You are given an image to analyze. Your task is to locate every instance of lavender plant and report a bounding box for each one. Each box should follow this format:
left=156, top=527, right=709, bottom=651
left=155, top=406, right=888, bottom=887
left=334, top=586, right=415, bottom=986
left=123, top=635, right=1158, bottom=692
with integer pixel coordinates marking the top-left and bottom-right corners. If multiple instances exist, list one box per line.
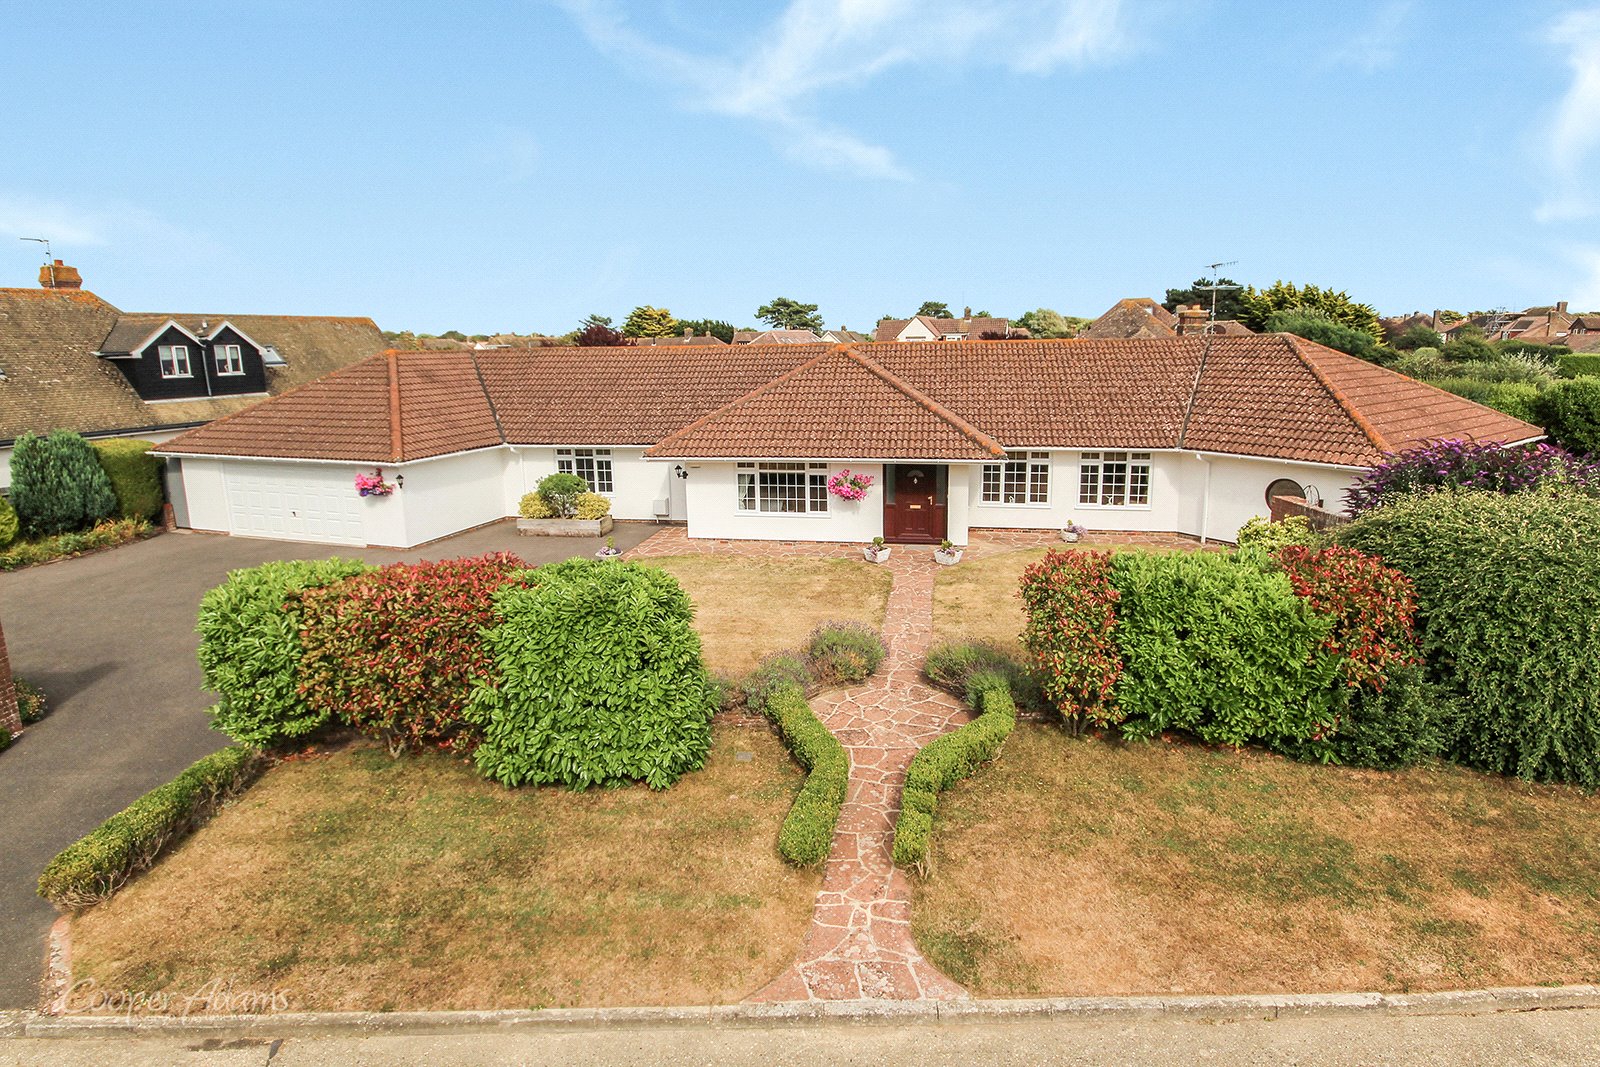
left=1345, top=440, right=1600, bottom=515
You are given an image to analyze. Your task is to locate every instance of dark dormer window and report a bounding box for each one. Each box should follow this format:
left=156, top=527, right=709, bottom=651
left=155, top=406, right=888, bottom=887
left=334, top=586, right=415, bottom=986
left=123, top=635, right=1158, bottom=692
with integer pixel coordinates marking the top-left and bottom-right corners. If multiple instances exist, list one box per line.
left=215, top=344, right=245, bottom=376
left=158, top=344, right=192, bottom=378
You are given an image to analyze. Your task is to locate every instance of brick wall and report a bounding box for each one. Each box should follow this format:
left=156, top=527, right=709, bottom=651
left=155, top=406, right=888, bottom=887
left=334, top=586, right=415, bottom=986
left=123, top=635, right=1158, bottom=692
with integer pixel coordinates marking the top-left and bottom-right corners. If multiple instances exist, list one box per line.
left=0, top=618, right=20, bottom=737
left=1269, top=495, right=1349, bottom=532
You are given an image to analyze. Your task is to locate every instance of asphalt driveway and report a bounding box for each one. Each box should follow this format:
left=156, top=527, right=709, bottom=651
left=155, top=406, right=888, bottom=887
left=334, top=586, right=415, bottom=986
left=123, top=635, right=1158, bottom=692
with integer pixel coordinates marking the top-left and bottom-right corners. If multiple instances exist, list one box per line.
left=0, top=520, right=658, bottom=1009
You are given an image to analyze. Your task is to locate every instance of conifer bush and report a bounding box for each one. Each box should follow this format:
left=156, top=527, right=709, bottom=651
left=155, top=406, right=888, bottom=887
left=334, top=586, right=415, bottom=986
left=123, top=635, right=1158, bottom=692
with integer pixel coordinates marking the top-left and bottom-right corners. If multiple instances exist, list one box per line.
left=9, top=430, right=118, bottom=536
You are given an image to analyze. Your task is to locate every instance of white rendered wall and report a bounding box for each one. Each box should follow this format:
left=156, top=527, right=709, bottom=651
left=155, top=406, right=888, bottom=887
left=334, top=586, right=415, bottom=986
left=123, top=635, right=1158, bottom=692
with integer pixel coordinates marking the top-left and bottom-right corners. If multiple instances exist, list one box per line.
left=398, top=449, right=508, bottom=547
left=683, top=462, right=885, bottom=542
left=1187, top=455, right=1359, bottom=542
left=508, top=447, right=673, bottom=522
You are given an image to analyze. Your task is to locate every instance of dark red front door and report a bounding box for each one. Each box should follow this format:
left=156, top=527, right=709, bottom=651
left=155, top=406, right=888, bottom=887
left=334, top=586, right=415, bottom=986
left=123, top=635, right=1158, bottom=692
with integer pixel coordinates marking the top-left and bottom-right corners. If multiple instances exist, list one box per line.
left=882, top=465, right=946, bottom=543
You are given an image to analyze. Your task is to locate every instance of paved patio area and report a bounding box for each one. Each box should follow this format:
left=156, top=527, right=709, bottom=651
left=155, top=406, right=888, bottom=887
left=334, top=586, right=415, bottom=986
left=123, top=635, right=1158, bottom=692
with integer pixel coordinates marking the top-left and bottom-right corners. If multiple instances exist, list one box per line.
left=0, top=520, right=657, bottom=1010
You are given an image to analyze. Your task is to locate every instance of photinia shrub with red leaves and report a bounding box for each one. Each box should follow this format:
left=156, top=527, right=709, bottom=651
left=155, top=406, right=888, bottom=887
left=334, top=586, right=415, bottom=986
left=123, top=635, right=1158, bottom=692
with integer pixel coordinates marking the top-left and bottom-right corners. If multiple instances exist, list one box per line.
left=297, top=553, right=527, bottom=754
left=1273, top=544, right=1420, bottom=690
left=1018, top=549, right=1124, bottom=729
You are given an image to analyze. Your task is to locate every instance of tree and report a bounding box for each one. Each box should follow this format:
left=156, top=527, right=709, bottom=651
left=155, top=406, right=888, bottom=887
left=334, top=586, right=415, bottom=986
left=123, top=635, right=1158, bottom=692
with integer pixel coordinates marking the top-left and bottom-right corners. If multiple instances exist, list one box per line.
left=9, top=430, right=118, bottom=536
left=1534, top=379, right=1600, bottom=455
left=1440, top=324, right=1496, bottom=363
left=1265, top=309, right=1390, bottom=364
left=622, top=306, right=679, bottom=337
left=1014, top=308, right=1087, bottom=339
left=1393, top=324, right=1443, bottom=351
left=574, top=318, right=633, bottom=346
left=1238, top=280, right=1383, bottom=342
left=1163, top=277, right=1245, bottom=322
left=755, top=298, right=824, bottom=332
left=915, top=301, right=954, bottom=319
left=676, top=318, right=736, bottom=343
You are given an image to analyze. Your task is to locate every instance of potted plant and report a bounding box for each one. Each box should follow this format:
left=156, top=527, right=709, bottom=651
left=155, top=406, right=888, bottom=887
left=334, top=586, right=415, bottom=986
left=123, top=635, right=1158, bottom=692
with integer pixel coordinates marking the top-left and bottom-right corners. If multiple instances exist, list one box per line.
left=863, top=536, right=891, bottom=563
left=1060, top=520, right=1086, bottom=543
left=354, top=469, right=395, bottom=497
left=827, top=469, right=874, bottom=501
left=934, top=538, right=963, bottom=566
left=595, top=535, right=622, bottom=560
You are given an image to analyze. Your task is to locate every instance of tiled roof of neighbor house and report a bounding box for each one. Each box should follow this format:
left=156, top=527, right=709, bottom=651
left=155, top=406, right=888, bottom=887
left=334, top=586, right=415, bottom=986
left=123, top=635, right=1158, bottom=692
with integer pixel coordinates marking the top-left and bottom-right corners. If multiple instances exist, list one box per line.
left=823, top=328, right=871, bottom=343
left=733, top=329, right=822, bottom=344
left=0, top=286, right=385, bottom=442
left=1079, top=298, right=1180, bottom=340
left=158, top=336, right=1545, bottom=467
left=645, top=348, right=1006, bottom=461
left=628, top=334, right=730, bottom=346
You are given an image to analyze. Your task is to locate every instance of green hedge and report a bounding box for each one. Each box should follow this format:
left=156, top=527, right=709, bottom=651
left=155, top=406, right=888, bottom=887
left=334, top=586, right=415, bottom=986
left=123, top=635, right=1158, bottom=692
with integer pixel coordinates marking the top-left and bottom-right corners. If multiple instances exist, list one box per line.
left=761, top=680, right=848, bottom=867
left=197, top=558, right=372, bottom=746
left=1558, top=353, right=1600, bottom=378
left=1334, top=490, right=1600, bottom=785
left=1532, top=378, right=1600, bottom=455
left=37, top=746, right=264, bottom=909
left=1110, top=552, right=1339, bottom=747
left=92, top=439, right=163, bottom=521
left=0, top=518, right=150, bottom=571
left=0, top=496, right=17, bottom=549
left=466, top=560, right=714, bottom=789
left=892, top=674, right=1017, bottom=873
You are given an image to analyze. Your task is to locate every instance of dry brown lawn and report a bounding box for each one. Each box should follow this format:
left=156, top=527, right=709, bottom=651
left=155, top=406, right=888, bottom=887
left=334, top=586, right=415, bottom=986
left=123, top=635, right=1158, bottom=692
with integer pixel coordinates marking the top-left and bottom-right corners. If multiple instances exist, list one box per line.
left=645, top=555, right=893, bottom=675
left=68, top=721, right=819, bottom=1012
left=931, top=548, right=1045, bottom=655
left=913, top=724, right=1600, bottom=996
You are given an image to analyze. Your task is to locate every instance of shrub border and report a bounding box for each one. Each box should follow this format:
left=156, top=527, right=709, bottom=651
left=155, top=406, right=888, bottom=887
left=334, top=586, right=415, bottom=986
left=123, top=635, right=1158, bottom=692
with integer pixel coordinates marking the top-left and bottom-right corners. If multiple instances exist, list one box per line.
left=892, top=675, right=1018, bottom=874
left=760, top=681, right=849, bottom=867
left=37, top=746, right=266, bottom=910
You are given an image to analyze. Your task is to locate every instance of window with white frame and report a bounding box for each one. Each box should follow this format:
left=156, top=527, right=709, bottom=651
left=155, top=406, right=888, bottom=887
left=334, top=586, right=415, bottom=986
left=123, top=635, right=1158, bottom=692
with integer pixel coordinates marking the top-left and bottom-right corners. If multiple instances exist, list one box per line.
left=1078, top=452, right=1152, bottom=507
left=980, top=451, right=1050, bottom=505
left=157, top=344, right=191, bottom=378
left=736, top=462, right=829, bottom=514
left=556, top=448, right=614, bottom=493
left=214, top=343, right=244, bottom=375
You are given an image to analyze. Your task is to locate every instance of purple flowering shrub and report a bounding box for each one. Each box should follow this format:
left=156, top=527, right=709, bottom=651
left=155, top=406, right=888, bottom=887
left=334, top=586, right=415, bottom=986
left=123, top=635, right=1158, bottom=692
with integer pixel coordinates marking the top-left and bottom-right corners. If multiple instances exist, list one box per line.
left=1345, top=440, right=1600, bottom=515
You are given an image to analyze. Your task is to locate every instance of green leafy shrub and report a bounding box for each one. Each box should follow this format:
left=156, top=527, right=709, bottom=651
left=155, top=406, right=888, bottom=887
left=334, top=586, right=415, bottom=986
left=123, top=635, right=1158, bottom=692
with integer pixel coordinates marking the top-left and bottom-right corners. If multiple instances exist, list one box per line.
left=893, top=675, right=1017, bottom=873
left=1110, top=552, right=1339, bottom=747
left=1335, top=489, right=1600, bottom=785
left=1534, top=378, right=1600, bottom=455
left=806, top=620, right=886, bottom=686
left=92, top=439, right=163, bottom=521
left=298, top=555, right=525, bottom=754
left=0, top=496, right=17, bottom=549
left=573, top=492, right=612, bottom=520
left=15, top=678, right=47, bottom=724
left=535, top=472, right=589, bottom=518
left=0, top=517, right=151, bottom=571
left=466, top=560, right=714, bottom=789
left=1558, top=353, right=1600, bottom=378
left=1265, top=309, right=1389, bottom=363
left=9, top=430, right=118, bottom=536
left=1018, top=549, right=1124, bottom=728
left=922, top=640, right=1044, bottom=710
left=1274, top=545, right=1419, bottom=689
left=761, top=680, right=848, bottom=866
left=518, top=492, right=553, bottom=519
left=1394, top=347, right=1450, bottom=380
left=197, top=558, right=371, bottom=747
left=1435, top=379, right=1542, bottom=422
left=0, top=727, right=9, bottom=753
left=1276, top=662, right=1449, bottom=769
left=1236, top=515, right=1316, bottom=552
left=37, top=746, right=264, bottom=908
left=741, top=653, right=812, bottom=714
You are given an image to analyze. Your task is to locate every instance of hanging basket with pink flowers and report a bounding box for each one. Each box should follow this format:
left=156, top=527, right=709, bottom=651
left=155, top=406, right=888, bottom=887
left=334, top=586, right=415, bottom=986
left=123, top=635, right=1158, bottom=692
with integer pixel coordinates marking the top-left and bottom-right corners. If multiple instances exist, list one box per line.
left=827, top=469, right=874, bottom=501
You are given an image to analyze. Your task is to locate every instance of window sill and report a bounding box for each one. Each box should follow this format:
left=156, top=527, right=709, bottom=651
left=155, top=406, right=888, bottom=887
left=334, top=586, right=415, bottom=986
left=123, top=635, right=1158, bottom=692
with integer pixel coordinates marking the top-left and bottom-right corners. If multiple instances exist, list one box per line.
left=735, top=510, right=831, bottom=518
left=977, top=500, right=1052, bottom=509
left=1075, top=503, right=1154, bottom=511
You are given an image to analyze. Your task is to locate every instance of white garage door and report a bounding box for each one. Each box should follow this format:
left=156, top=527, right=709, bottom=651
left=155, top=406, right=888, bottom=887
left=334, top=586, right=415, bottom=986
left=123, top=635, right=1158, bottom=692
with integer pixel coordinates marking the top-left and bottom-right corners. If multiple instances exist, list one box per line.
left=224, top=464, right=366, bottom=546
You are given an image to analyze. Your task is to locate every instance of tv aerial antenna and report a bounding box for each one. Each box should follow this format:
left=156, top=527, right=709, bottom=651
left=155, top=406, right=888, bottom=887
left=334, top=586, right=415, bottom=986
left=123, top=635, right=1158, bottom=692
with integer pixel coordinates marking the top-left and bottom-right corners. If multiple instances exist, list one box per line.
left=1199, top=260, right=1241, bottom=326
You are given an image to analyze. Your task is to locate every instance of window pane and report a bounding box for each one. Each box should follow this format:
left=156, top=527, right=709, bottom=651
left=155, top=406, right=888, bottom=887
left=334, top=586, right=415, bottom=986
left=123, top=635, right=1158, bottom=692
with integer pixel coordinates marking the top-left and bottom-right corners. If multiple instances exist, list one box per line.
left=1129, top=459, right=1151, bottom=506
left=808, top=474, right=828, bottom=512
left=1028, top=461, right=1049, bottom=503
left=1101, top=459, right=1127, bottom=506
left=1079, top=462, right=1099, bottom=506
left=737, top=472, right=755, bottom=510
left=759, top=470, right=806, bottom=513
left=981, top=464, right=1001, bottom=503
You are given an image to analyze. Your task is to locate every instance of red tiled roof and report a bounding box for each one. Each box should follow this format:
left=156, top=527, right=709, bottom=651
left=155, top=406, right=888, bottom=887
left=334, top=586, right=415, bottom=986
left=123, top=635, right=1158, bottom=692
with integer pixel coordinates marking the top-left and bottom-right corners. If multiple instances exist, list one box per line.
left=158, top=337, right=1545, bottom=467
left=645, top=347, right=1006, bottom=460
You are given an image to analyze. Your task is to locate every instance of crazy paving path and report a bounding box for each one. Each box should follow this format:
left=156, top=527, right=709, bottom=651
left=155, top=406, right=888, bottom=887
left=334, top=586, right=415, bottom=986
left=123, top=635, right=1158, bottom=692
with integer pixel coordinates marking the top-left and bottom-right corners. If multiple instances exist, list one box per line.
left=749, top=548, right=972, bottom=1003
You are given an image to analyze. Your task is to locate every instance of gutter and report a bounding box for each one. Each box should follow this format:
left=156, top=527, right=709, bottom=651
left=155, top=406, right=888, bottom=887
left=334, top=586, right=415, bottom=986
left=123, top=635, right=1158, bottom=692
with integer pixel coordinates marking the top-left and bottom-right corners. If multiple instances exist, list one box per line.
left=1, top=422, right=212, bottom=450
left=1193, top=453, right=1213, bottom=545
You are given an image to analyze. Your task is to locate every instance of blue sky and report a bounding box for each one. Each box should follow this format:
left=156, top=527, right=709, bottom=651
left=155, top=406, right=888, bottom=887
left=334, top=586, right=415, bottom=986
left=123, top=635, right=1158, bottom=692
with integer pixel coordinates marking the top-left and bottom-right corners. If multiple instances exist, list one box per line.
left=2, top=1, right=1598, bottom=334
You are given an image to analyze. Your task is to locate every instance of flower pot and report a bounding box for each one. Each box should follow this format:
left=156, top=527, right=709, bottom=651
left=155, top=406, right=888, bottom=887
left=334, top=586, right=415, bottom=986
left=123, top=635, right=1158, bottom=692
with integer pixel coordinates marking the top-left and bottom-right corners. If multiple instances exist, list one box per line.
left=1060, top=530, right=1081, bottom=543
left=864, top=546, right=891, bottom=563
left=595, top=548, right=622, bottom=561
left=934, top=548, right=963, bottom=566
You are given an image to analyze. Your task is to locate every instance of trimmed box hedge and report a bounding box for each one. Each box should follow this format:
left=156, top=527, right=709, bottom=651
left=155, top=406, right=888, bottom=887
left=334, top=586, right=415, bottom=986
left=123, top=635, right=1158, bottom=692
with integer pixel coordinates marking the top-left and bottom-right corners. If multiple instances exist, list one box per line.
left=92, top=439, right=163, bottom=521
left=38, top=746, right=265, bottom=909
left=892, top=673, right=1017, bottom=874
left=761, top=680, right=849, bottom=867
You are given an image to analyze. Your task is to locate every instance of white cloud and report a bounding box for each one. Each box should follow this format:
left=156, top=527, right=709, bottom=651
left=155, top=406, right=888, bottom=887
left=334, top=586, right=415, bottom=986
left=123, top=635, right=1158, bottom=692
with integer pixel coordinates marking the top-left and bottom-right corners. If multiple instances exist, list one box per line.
left=555, top=0, right=1133, bottom=180
left=0, top=197, right=112, bottom=246
left=1536, top=7, right=1600, bottom=222
left=1324, top=1, right=1412, bottom=73
left=1566, top=244, right=1600, bottom=309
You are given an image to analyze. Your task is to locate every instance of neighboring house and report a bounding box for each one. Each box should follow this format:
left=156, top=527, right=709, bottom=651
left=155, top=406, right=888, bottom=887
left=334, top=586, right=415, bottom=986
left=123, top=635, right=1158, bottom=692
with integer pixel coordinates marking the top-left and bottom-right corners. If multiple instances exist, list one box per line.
left=731, top=329, right=823, bottom=344
left=154, top=336, right=1541, bottom=550
left=1080, top=298, right=1252, bottom=340
left=1441, top=302, right=1600, bottom=345
left=821, top=327, right=870, bottom=344
left=872, top=316, right=1024, bottom=342
left=0, top=260, right=385, bottom=489
left=628, top=332, right=730, bottom=346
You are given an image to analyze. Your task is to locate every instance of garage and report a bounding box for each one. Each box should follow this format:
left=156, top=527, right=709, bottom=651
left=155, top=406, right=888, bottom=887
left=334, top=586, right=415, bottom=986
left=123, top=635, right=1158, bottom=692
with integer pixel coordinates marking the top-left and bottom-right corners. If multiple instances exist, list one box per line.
left=223, top=464, right=366, bottom=545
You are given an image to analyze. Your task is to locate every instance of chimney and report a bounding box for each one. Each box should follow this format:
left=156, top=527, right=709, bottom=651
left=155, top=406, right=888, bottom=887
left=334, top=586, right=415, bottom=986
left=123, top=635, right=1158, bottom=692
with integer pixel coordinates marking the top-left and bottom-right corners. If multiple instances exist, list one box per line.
left=38, top=259, right=82, bottom=289
left=963, top=306, right=972, bottom=319
left=683, top=326, right=693, bottom=338
left=1176, top=304, right=1210, bottom=335
left=1557, top=301, right=1569, bottom=315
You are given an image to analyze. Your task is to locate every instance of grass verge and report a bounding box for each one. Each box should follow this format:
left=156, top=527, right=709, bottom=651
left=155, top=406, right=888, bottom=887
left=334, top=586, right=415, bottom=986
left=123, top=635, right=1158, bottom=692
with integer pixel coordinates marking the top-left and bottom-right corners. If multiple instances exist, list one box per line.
left=912, top=724, right=1600, bottom=996
left=67, top=720, right=819, bottom=1012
